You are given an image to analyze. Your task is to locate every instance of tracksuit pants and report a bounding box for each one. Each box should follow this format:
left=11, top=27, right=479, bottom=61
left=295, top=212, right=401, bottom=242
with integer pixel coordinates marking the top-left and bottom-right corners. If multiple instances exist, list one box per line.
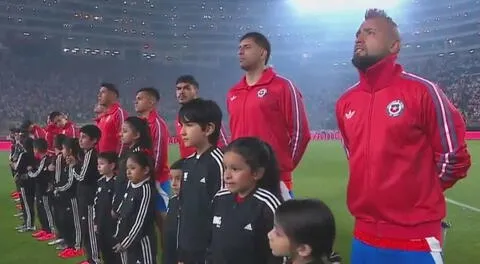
left=36, top=193, right=55, bottom=233
left=53, top=195, right=65, bottom=239
left=78, top=195, right=100, bottom=264
left=119, top=235, right=157, bottom=264
left=97, top=225, right=117, bottom=264
left=58, top=196, right=82, bottom=249
left=20, top=185, right=35, bottom=228
left=351, top=238, right=443, bottom=264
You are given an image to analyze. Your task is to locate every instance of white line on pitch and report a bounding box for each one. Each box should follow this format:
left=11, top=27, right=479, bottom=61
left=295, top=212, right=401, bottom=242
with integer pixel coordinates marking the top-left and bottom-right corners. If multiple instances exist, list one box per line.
left=446, top=198, right=480, bottom=213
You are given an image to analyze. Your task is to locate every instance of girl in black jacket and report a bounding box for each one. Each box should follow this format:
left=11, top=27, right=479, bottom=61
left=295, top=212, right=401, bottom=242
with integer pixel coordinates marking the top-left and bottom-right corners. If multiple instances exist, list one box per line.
left=268, top=199, right=340, bottom=264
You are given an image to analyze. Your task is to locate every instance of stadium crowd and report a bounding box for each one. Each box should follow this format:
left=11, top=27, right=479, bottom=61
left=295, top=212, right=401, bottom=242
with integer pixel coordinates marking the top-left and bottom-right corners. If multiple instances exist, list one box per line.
left=1, top=49, right=480, bottom=134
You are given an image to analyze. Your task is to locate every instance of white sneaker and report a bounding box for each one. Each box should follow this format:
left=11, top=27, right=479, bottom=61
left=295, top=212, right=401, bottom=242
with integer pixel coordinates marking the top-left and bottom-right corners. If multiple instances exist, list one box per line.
left=48, top=238, right=64, bottom=246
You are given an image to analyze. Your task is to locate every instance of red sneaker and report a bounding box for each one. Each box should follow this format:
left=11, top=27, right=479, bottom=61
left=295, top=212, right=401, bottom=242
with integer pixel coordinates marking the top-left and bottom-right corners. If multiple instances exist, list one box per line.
left=61, top=248, right=84, bottom=259
left=12, top=193, right=20, bottom=199
left=58, top=248, right=73, bottom=257
left=11, top=191, right=19, bottom=197
left=32, top=230, right=47, bottom=238
left=37, top=233, right=55, bottom=241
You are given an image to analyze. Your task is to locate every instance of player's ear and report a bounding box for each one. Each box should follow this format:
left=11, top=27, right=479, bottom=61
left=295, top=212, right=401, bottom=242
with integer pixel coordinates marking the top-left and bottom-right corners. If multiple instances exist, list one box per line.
left=253, top=167, right=265, bottom=181
left=204, top=122, right=215, bottom=137
left=143, top=166, right=151, bottom=176
left=296, top=244, right=312, bottom=258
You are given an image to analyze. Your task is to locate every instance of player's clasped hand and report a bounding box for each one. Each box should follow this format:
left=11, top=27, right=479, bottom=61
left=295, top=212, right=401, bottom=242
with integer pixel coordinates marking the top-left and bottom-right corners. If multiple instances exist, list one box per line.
left=48, top=163, right=55, bottom=171
left=112, top=243, right=124, bottom=253
left=65, top=155, right=77, bottom=166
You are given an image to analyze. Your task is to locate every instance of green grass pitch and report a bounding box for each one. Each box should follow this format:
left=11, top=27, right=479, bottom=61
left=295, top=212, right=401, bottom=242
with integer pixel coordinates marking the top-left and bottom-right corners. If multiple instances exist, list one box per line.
left=0, top=141, right=479, bottom=263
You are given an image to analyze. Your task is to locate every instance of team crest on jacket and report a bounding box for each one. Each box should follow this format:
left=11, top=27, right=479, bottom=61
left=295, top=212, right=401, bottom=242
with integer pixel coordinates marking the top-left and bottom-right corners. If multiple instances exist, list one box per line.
left=257, top=88, right=267, bottom=98
left=386, top=100, right=405, bottom=117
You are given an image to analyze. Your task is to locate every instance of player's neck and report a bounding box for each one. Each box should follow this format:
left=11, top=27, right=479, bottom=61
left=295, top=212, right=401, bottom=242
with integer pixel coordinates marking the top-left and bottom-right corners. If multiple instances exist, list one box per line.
left=105, top=172, right=114, bottom=179
left=292, top=256, right=314, bottom=264
left=138, top=109, right=153, bottom=118
left=245, top=65, right=266, bottom=86
left=195, top=141, right=213, bottom=156
left=104, top=101, right=117, bottom=109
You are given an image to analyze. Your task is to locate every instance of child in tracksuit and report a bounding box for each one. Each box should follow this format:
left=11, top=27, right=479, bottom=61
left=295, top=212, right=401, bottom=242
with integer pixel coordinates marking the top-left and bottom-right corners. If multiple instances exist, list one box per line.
left=29, top=138, right=56, bottom=241
left=176, top=99, right=225, bottom=264
left=209, top=137, right=284, bottom=264
left=113, top=151, right=157, bottom=264
left=112, top=116, right=153, bottom=215
left=69, top=125, right=102, bottom=264
left=15, top=135, right=36, bottom=233
left=163, top=159, right=184, bottom=264
left=56, top=137, right=83, bottom=259
left=268, top=199, right=338, bottom=264
left=93, top=152, right=118, bottom=264
left=50, top=134, right=68, bottom=249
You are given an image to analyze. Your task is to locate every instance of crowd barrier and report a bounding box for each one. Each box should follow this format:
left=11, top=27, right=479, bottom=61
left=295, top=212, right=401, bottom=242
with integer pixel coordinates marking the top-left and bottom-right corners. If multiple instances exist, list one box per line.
left=0, top=130, right=479, bottom=151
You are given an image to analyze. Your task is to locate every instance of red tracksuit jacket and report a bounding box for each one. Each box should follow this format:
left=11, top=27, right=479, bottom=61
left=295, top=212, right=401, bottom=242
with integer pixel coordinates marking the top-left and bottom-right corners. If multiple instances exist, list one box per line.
left=31, top=125, right=47, bottom=140
left=227, top=68, right=311, bottom=190
left=45, top=121, right=78, bottom=153
left=336, top=55, right=471, bottom=248
left=146, top=110, right=170, bottom=184
left=97, top=102, right=128, bottom=154
left=175, top=115, right=229, bottom=159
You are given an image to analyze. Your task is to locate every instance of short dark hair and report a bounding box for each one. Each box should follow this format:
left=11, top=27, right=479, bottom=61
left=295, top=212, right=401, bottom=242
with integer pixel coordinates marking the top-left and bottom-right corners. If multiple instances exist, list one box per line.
left=178, top=98, right=222, bottom=145
left=33, top=138, right=48, bottom=152
left=48, top=111, right=63, bottom=122
left=127, top=151, right=154, bottom=179
left=100, top=82, right=119, bottom=98
left=176, top=75, right=199, bottom=89
left=240, top=32, right=271, bottom=65
left=170, top=159, right=184, bottom=170
left=364, top=8, right=398, bottom=27
left=20, top=120, right=33, bottom=131
left=98, top=152, right=118, bottom=164
left=137, top=87, right=160, bottom=101
left=80, top=124, right=102, bottom=141
left=62, top=137, right=81, bottom=157
left=275, top=199, right=336, bottom=261
left=54, top=134, right=67, bottom=150
left=275, top=199, right=336, bottom=260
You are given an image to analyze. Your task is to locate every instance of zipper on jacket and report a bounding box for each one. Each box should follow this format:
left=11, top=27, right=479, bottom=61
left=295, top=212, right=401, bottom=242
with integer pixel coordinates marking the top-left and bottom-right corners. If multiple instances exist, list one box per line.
left=366, top=93, right=375, bottom=190
left=242, top=89, right=248, bottom=134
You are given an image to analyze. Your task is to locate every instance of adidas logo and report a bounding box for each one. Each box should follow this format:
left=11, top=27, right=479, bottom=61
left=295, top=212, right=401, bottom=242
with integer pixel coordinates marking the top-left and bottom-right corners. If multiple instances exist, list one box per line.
left=244, top=223, right=252, bottom=231
left=200, top=177, right=206, bottom=183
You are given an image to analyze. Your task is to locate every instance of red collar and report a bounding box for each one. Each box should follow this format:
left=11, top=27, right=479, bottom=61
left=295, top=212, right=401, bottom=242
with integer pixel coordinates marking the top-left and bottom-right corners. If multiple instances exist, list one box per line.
left=235, top=194, right=246, bottom=204
left=146, top=110, right=159, bottom=124
left=103, top=102, right=121, bottom=116
left=63, top=121, right=74, bottom=129
left=239, top=67, right=276, bottom=89
left=358, top=54, right=403, bottom=93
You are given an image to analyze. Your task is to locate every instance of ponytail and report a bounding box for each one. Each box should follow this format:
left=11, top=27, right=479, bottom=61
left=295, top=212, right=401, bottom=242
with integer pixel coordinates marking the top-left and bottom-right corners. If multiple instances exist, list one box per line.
left=257, top=141, right=283, bottom=201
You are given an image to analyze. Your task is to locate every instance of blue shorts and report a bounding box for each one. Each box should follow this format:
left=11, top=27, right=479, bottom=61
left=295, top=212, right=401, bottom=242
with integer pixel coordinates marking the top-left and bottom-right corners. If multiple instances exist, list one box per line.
left=351, top=238, right=443, bottom=264
left=155, top=180, right=171, bottom=213
left=280, top=181, right=294, bottom=200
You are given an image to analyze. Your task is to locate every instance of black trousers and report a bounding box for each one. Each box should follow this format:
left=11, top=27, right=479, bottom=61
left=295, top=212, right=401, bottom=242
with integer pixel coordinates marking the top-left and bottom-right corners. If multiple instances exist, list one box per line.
left=35, top=193, right=54, bottom=233
left=52, top=195, right=64, bottom=238
left=78, top=195, right=101, bottom=264
left=57, top=196, right=82, bottom=249
left=19, top=181, right=35, bottom=228
left=119, top=235, right=157, bottom=264
left=97, top=225, right=118, bottom=264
